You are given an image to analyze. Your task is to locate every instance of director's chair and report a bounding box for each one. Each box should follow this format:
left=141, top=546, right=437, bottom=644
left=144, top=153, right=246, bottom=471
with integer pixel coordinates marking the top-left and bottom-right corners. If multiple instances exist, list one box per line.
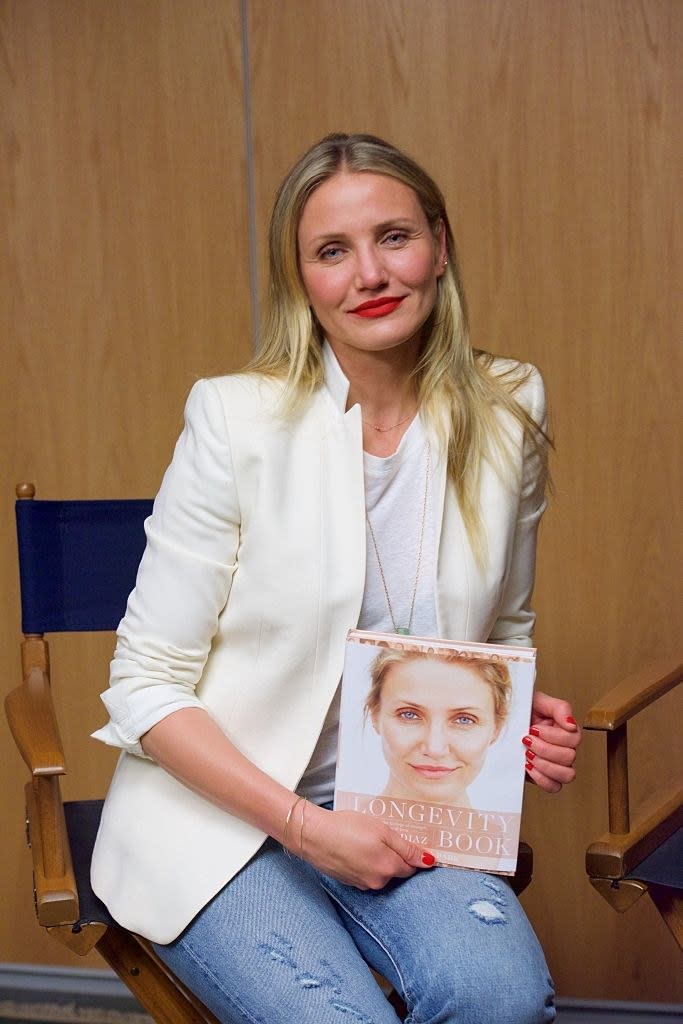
left=5, top=483, right=221, bottom=1024
left=6, top=482, right=534, bottom=1022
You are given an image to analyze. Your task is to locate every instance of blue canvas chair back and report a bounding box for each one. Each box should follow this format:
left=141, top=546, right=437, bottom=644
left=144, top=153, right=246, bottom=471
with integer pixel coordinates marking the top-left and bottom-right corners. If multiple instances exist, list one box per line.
left=16, top=486, right=153, bottom=635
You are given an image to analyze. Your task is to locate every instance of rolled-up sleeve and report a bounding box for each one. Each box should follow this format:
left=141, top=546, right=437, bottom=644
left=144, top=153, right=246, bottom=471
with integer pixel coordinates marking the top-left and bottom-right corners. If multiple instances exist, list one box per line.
left=92, top=378, right=240, bottom=755
left=488, top=366, right=548, bottom=648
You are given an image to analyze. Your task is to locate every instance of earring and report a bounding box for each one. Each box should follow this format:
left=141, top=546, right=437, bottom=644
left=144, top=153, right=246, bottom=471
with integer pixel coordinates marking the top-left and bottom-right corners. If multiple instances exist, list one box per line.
left=443, top=258, right=448, bottom=267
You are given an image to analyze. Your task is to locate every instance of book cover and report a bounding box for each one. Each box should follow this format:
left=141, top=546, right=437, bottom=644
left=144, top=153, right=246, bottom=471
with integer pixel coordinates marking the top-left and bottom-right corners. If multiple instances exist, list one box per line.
left=333, top=629, right=536, bottom=875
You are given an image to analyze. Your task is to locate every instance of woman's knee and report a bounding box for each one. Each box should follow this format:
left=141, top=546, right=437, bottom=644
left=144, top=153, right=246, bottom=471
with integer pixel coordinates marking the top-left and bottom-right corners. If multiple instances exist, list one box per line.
left=323, top=870, right=555, bottom=1023
left=405, top=963, right=555, bottom=1024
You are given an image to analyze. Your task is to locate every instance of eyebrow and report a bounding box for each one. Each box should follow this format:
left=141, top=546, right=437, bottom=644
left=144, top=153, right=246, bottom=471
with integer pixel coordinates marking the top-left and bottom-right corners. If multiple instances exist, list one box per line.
left=392, top=699, right=483, bottom=714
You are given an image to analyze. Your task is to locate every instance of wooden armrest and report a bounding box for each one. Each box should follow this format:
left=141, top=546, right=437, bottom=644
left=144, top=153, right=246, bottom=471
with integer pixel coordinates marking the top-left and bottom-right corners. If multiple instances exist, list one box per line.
left=586, top=783, right=683, bottom=879
left=25, top=779, right=79, bottom=927
left=5, top=667, right=66, bottom=775
left=584, top=654, right=682, bottom=731
left=6, top=640, right=78, bottom=928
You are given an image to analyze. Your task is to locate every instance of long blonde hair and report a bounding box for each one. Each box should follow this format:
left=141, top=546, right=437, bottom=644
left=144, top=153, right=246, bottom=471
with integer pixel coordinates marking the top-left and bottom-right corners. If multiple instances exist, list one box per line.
left=248, top=133, right=550, bottom=561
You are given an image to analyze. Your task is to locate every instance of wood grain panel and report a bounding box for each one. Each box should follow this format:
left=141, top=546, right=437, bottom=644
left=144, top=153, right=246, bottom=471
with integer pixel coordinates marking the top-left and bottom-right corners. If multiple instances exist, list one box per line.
left=249, top=0, right=682, bottom=1001
left=0, top=0, right=250, bottom=967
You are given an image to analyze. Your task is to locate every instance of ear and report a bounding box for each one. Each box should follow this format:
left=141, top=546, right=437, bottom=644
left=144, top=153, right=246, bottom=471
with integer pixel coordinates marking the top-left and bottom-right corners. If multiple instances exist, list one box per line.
left=434, top=219, right=448, bottom=277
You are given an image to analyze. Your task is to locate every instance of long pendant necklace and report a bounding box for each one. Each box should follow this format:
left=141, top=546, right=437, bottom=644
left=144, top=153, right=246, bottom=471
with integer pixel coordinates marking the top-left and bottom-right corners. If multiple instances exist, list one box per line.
left=365, top=443, right=431, bottom=636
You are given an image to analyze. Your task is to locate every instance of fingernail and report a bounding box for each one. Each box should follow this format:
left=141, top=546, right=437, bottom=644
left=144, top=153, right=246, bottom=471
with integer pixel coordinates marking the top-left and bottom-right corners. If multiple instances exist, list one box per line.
left=522, top=736, right=533, bottom=748
left=421, top=851, right=436, bottom=866
left=525, top=761, right=534, bottom=773
left=529, top=726, right=541, bottom=737
left=525, top=749, right=536, bottom=760
left=566, top=716, right=578, bottom=727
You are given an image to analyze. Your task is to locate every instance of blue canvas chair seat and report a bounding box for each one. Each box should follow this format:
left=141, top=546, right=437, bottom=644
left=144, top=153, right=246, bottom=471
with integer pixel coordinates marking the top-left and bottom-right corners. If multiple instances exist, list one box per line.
left=63, top=800, right=116, bottom=932
left=626, top=828, right=683, bottom=890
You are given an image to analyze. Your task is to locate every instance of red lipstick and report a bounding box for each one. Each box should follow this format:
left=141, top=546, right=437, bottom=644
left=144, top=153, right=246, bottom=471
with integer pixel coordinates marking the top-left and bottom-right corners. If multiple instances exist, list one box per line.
left=350, top=297, right=405, bottom=318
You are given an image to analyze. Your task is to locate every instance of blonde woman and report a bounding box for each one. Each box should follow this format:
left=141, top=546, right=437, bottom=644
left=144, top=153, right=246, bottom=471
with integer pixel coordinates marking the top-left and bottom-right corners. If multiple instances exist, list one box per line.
left=92, top=134, right=580, bottom=1023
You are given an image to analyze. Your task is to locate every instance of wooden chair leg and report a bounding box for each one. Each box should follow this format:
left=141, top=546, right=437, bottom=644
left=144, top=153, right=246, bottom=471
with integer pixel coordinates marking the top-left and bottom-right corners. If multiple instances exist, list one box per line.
left=648, top=884, right=683, bottom=950
left=95, top=927, right=221, bottom=1024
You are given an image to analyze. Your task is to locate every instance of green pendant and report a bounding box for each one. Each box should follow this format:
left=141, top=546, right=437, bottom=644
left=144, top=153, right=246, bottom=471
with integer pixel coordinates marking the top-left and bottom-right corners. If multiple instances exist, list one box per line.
left=396, top=627, right=411, bottom=636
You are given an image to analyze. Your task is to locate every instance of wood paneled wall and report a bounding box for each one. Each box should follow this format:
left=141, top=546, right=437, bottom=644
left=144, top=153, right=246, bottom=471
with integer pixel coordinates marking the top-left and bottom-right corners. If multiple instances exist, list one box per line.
left=1, top=0, right=681, bottom=1004
left=0, top=0, right=252, bottom=967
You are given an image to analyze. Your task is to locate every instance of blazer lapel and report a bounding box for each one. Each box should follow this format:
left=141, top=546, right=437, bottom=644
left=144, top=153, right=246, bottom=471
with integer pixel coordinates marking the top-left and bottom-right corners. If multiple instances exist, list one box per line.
left=318, top=398, right=366, bottom=664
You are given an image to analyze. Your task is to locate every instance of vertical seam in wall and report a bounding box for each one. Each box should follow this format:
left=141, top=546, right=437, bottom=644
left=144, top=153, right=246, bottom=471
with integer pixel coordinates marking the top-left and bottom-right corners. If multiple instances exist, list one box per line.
left=240, top=0, right=260, bottom=351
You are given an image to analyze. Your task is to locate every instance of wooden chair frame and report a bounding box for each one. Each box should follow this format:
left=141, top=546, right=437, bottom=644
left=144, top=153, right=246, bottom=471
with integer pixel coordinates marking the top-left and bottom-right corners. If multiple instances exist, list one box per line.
left=7, top=644, right=222, bottom=1024
left=583, top=654, right=682, bottom=947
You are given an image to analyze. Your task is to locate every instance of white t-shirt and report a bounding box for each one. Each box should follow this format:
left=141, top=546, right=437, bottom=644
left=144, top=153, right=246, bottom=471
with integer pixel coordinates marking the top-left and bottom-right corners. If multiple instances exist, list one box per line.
left=297, top=347, right=438, bottom=805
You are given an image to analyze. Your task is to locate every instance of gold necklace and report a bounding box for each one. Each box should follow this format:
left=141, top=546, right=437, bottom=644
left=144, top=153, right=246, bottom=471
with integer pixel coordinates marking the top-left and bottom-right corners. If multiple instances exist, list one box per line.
left=362, top=413, right=414, bottom=434
left=365, top=443, right=431, bottom=636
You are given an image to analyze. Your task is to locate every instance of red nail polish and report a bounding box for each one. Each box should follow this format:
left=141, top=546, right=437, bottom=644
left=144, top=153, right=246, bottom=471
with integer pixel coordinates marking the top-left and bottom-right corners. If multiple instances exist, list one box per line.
left=422, top=851, right=436, bottom=866
left=566, top=716, right=577, bottom=727
left=525, top=761, right=534, bottom=772
left=525, top=749, right=536, bottom=760
left=529, top=726, right=541, bottom=737
left=522, top=736, right=533, bottom=747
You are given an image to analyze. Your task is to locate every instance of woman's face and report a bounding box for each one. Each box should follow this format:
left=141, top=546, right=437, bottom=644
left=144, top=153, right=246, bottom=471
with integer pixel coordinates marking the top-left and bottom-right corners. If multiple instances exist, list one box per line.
left=297, top=171, right=446, bottom=365
left=371, top=659, right=500, bottom=803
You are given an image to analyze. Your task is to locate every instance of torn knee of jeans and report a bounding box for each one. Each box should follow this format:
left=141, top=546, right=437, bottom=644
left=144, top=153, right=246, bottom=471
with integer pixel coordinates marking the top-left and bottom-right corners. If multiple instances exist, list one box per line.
left=329, top=1000, right=378, bottom=1022
left=480, top=876, right=507, bottom=906
left=296, top=973, right=322, bottom=989
left=467, top=899, right=506, bottom=924
left=259, top=937, right=348, bottom=998
left=318, top=958, right=343, bottom=996
left=258, top=933, right=298, bottom=969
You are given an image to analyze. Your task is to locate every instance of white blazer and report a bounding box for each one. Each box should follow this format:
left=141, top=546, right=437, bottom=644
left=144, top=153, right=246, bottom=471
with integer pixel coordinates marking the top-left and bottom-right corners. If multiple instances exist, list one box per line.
left=91, top=358, right=547, bottom=943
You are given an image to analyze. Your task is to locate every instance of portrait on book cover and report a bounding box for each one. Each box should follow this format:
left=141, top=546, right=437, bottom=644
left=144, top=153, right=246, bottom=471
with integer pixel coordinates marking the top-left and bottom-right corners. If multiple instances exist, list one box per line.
left=334, top=635, right=536, bottom=873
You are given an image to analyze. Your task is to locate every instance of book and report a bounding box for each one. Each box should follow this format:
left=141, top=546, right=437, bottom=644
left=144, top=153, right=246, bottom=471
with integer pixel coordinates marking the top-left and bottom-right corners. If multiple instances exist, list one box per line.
left=333, top=629, right=536, bottom=875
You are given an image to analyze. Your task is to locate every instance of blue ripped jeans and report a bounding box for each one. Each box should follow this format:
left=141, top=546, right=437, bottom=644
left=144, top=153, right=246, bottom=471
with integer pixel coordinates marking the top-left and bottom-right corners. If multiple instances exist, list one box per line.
left=153, top=838, right=555, bottom=1024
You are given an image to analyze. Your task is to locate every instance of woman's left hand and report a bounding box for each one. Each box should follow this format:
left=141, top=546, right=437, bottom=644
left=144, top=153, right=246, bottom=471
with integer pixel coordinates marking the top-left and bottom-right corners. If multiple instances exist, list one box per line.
left=523, top=690, right=581, bottom=793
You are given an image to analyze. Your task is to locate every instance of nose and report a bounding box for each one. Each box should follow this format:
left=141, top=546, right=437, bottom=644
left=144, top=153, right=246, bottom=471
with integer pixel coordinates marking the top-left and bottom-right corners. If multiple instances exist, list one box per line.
left=354, top=246, right=388, bottom=290
left=421, top=721, right=450, bottom=759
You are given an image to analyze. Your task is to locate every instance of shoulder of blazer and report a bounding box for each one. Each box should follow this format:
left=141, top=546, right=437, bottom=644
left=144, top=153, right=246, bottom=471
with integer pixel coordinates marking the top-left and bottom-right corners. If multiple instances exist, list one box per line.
left=199, top=372, right=286, bottom=415
left=484, top=355, right=546, bottom=426
left=195, top=372, right=333, bottom=428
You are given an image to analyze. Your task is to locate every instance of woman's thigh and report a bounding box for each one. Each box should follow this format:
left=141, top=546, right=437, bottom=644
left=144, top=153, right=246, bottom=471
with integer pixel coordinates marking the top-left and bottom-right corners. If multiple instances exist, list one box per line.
left=152, top=839, right=400, bottom=1024
left=319, top=867, right=556, bottom=1024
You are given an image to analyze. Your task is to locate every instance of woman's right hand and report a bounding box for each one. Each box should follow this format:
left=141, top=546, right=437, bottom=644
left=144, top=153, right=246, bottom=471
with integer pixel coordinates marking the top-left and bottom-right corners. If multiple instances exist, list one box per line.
left=292, top=802, right=435, bottom=889
left=140, top=709, right=434, bottom=889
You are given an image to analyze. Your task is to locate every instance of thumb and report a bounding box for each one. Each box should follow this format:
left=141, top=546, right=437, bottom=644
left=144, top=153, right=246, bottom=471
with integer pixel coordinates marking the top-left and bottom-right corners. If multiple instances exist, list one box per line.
left=385, top=830, right=436, bottom=869
left=533, top=691, right=578, bottom=732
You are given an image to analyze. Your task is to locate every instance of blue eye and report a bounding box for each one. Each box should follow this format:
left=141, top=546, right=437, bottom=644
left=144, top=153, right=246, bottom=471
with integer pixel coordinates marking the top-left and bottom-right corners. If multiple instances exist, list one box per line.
left=319, top=245, right=344, bottom=261
left=398, top=709, right=420, bottom=721
left=383, top=231, right=408, bottom=245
